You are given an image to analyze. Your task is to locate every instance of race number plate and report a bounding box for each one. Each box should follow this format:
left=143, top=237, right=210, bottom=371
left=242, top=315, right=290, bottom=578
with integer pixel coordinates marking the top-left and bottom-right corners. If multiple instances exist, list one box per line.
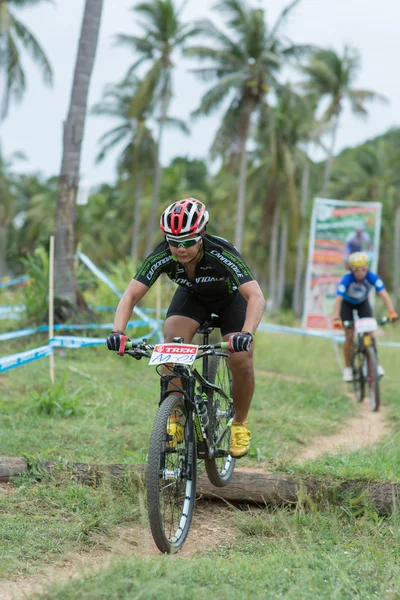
left=149, top=343, right=198, bottom=366
left=355, top=318, right=378, bottom=334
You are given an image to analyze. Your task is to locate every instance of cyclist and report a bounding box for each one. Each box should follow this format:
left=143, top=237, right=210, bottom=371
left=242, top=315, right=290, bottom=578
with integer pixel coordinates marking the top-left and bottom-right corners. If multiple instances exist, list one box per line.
left=106, top=198, right=266, bottom=458
left=332, top=251, right=397, bottom=382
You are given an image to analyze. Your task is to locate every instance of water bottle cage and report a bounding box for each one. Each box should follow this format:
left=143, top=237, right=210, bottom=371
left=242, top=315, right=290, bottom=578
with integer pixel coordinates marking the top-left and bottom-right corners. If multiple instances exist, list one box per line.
left=195, top=394, right=209, bottom=431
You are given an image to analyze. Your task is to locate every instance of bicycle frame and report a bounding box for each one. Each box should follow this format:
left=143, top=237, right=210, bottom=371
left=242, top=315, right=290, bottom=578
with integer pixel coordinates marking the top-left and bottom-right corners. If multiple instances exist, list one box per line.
left=124, top=336, right=232, bottom=460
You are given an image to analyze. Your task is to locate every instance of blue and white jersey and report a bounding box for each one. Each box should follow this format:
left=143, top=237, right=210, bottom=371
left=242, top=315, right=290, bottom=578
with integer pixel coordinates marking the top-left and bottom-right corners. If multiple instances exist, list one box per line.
left=336, top=271, right=385, bottom=305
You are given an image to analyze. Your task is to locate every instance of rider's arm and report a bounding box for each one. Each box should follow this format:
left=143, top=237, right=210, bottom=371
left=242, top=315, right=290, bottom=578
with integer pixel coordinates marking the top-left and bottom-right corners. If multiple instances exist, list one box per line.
left=333, top=295, right=343, bottom=320
left=113, top=280, right=149, bottom=333
left=378, top=289, right=396, bottom=314
left=238, top=281, right=266, bottom=335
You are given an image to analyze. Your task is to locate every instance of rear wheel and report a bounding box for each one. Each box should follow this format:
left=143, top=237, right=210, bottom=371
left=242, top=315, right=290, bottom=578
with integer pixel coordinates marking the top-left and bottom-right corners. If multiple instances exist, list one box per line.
left=366, top=346, right=380, bottom=412
left=204, top=355, right=236, bottom=487
left=352, top=350, right=365, bottom=402
left=146, top=394, right=196, bottom=554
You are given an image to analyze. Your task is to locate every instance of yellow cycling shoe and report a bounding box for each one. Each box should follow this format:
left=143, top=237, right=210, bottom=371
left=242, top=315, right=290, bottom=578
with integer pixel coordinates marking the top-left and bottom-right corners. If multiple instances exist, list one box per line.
left=229, top=420, right=251, bottom=458
left=166, top=419, right=184, bottom=449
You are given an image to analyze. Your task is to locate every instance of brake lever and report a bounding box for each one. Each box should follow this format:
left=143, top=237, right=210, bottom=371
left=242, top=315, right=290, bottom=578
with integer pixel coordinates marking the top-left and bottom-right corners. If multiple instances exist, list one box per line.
left=125, top=349, right=152, bottom=359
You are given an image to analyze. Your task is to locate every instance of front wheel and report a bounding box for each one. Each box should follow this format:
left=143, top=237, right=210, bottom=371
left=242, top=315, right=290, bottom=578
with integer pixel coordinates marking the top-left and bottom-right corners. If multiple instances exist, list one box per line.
left=146, top=394, right=196, bottom=553
left=204, top=355, right=236, bottom=487
left=365, top=346, right=380, bottom=412
left=352, top=350, right=365, bottom=402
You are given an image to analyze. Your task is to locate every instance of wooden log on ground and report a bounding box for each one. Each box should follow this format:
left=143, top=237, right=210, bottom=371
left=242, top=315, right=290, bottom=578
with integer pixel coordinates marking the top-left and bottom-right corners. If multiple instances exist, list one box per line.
left=0, top=457, right=398, bottom=515
left=0, top=457, right=28, bottom=482
left=197, top=471, right=299, bottom=505
left=197, top=470, right=400, bottom=515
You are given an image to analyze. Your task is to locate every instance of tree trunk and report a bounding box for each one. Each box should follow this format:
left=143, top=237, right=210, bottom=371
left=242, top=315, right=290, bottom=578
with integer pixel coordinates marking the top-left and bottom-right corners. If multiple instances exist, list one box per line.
left=394, top=197, right=400, bottom=311
left=293, top=160, right=310, bottom=317
left=262, top=177, right=281, bottom=250
left=234, top=104, right=254, bottom=252
left=277, top=214, right=288, bottom=309
left=0, top=224, right=11, bottom=278
left=268, top=204, right=279, bottom=311
left=131, top=171, right=144, bottom=263
left=54, top=0, right=104, bottom=307
left=0, top=8, right=10, bottom=121
left=145, top=70, right=171, bottom=257
left=320, top=115, right=339, bottom=198
left=1, top=457, right=399, bottom=515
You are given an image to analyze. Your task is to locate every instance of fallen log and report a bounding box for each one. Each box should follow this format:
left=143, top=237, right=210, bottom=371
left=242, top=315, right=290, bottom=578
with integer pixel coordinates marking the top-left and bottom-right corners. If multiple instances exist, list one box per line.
left=0, top=457, right=398, bottom=515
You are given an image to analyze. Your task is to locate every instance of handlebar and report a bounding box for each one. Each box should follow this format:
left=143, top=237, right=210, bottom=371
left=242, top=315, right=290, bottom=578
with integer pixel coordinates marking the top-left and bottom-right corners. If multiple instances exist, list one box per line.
left=124, top=341, right=229, bottom=351
left=342, top=316, right=395, bottom=329
left=122, top=340, right=229, bottom=359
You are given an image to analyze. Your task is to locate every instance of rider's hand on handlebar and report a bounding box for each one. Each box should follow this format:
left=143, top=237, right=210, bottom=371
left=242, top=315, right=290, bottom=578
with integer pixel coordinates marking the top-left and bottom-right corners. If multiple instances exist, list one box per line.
left=333, top=318, right=343, bottom=330
left=106, top=330, right=130, bottom=352
left=388, top=311, right=398, bottom=323
left=228, top=332, right=253, bottom=352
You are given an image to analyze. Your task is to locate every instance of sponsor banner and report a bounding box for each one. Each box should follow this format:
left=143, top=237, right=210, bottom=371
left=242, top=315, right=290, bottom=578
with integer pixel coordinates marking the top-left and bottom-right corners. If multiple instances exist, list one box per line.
left=303, top=198, right=382, bottom=329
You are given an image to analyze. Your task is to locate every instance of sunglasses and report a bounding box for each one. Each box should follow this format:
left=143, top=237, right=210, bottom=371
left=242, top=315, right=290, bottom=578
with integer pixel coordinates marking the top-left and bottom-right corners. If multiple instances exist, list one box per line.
left=166, top=235, right=202, bottom=248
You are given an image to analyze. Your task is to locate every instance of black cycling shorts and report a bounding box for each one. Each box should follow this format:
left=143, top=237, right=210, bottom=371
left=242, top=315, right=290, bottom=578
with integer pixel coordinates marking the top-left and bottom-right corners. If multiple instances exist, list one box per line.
left=166, top=287, right=247, bottom=336
left=340, top=298, right=372, bottom=323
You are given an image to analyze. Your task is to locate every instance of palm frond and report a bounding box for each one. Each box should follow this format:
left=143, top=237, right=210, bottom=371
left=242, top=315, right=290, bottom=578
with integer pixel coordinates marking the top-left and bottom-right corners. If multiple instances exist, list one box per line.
left=129, top=59, right=163, bottom=118
left=8, top=0, right=54, bottom=6
left=7, top=32, right=25, bottom=102
left=12, top=14, right=53, bottom=84
left=114, top=34, right=155, bottom=57
left=192, top=74, right=242, bottom=117
left=163, top=116, right=190, bottom=135
left=96, top=129, right=131, bottom=164
left=270, top=0, right=302, bottom=39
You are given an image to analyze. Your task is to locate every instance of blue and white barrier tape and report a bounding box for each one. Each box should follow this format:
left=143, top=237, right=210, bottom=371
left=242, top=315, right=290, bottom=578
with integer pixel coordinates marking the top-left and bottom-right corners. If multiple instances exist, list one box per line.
left=0, top=276, right=28, bottom=289
left=1, top=322, right=398, bottom=374
left=0, top=344, right=53, bottom=372
left=258, top=322, right=400, bottom=348
left=0, top=305, right=25, bottom=320
left=50, top=326, right=160, bottom=349
left=0, top=319, right=161, bottom=342
left=0, top=327, right=161, bottom=372
left=78, top=252, right=159, bottom=330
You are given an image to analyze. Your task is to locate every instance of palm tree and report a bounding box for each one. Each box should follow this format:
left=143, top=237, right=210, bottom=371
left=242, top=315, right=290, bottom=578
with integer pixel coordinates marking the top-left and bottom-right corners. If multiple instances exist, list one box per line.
left=9, top=173, right=57, bottom=258
left=0, top=152, right=15, bottom=275
left=185, top=0, right=308, bottom=251
left=92, top=73, right=155, bottom=262
left=0, top=0, right=53, bottom=120
left=245, top=87, right=318, bottom=309
left=116, top=0, right=197, bottom=256
left=54, top=0, right=104, bottom=316
left=300, top=45, right=388, bottom=198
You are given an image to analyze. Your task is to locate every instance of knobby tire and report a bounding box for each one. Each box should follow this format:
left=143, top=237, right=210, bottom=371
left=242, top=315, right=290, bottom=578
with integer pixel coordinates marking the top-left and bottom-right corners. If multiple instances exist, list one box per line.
left=146, top=394, right=196, bottom=554
left=352, top=349, right=365, bottom=403
left=366, top=345, right=380, bottom=412
left=204, top=355, right=236, bottom=487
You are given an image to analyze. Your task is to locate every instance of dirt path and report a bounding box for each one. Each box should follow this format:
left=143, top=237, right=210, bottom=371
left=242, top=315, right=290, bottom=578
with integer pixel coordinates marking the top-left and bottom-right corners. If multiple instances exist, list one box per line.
left=0, top=502, right=236, bottom=600
left=257, top=370, right=391, bottom=462
left=295, top=391, right=391, bottom=461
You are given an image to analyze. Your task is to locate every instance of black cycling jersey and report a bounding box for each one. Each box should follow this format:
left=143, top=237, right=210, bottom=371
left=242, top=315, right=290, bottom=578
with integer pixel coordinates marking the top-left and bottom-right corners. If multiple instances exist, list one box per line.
left=134, top=234, right=255, bottom=303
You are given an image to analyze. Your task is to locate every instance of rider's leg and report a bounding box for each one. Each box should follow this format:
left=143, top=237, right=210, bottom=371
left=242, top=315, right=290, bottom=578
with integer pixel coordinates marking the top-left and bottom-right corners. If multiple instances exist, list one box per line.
left=164, top=315, right=200, bottom=343
left=222, top=332, right=255, bottom=423
left=344, top=328, right=354, bottom=367
left=162, top=315, right=201, bottom=447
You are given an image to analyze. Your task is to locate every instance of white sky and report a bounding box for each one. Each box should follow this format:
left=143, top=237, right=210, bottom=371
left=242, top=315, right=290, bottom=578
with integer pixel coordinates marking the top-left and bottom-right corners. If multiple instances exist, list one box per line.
left=1, top=0, right=399, bottom=188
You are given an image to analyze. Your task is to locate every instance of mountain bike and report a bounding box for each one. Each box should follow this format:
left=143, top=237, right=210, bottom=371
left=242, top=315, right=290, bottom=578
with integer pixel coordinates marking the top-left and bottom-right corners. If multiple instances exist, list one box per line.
left=122, top=315, right=235, bottom=554
left=343, top=316, right=392, bottom=412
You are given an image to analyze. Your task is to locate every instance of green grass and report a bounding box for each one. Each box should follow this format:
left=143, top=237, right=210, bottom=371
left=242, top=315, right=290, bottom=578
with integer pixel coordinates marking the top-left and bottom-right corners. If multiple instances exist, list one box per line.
left=0, top=472, right=144, bottom=579
left=37, top=507, right=400, bottom=599
left=0, top=325, right=400, bottom=590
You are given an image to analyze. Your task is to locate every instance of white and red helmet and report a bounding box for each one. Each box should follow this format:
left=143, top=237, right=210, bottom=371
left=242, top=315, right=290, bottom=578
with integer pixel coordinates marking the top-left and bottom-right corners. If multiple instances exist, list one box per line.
left=160, top=198, right=209, bottom=237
